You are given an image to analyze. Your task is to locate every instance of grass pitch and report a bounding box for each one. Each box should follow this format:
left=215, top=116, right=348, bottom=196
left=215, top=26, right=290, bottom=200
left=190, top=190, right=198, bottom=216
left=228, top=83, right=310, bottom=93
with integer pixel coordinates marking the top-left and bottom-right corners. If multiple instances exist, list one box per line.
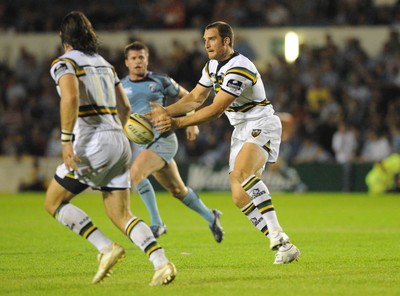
left=0, top=191, right=399, bottom=296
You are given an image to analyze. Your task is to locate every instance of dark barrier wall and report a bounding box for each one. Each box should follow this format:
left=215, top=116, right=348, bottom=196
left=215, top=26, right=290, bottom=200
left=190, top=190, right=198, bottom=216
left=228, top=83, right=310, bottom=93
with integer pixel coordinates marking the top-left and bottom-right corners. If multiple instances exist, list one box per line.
left=149, top=162, right=373, bottom=192
left=291, top=163, right=373, bottom=192
left=0, top=157, right=374, bottom=193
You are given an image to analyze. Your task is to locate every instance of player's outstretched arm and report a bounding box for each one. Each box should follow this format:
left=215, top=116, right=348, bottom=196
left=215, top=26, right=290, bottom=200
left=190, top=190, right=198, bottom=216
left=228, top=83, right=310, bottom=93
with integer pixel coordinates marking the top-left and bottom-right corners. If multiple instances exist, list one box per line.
left=150, top=89, right=235, bottom=133
left=177, top=84, right=200, bottom=140
left=167, top=84, right=211, bottom=116
left=174, top=89, right=235, bottom=128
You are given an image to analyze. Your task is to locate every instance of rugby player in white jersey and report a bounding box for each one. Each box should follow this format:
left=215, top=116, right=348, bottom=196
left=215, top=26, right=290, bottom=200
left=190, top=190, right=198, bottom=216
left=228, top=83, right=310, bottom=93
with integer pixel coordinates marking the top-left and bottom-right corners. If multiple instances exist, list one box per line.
left=44, top=11, right=176, bottom=286
left=149, top=21, right=300, bottom=264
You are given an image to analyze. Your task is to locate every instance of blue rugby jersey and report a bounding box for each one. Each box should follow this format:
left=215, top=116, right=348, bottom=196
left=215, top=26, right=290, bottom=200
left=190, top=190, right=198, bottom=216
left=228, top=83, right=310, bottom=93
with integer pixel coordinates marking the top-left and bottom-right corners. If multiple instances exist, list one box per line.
left=121, top=71, right=180, bottom=139
left=121, top=71, right=180, bottom=114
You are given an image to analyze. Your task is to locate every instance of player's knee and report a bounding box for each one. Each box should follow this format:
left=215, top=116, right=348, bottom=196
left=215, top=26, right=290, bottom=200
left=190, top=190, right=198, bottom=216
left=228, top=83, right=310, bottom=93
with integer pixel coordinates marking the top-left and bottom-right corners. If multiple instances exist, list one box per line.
left=170, top=188, right=182, bottom=198
left=135, top=178, right=152, bottom=194
left=230, top=187, right=254, bottom=208
left=44, top=195, right=59, bottom=216
left=229, top=169, right=248, bottom=184
left=131, top=168, right=145, bottom=185
left=230, top=190, right=242, bottom=206
left=43, top=199, right=52, bottom=215
left=132, top=176, right=143, bottom=186
left=169, top=186, right=186, bottom=199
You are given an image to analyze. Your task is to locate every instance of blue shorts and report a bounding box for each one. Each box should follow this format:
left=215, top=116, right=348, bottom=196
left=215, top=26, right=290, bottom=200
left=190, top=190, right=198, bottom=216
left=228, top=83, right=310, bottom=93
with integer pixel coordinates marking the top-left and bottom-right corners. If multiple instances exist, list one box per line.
left=131, top=132, right=178, bottom=164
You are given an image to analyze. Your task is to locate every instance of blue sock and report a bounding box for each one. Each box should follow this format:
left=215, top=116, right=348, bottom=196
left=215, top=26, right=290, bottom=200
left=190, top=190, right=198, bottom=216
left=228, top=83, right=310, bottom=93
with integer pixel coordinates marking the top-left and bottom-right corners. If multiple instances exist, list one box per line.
left=182, top=187, right=213, bottom=223
left=136, top=179, right=163, bottom=226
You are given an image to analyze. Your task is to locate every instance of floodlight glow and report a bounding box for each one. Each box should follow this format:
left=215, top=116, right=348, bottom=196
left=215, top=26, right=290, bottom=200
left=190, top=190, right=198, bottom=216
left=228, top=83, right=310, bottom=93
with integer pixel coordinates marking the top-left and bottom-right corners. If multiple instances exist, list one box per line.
left=285, top=31, right=299, bottom=63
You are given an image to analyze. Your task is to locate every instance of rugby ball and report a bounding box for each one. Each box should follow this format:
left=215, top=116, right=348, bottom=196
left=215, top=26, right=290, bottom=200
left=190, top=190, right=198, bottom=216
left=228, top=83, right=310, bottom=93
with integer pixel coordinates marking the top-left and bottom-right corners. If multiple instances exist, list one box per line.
left=124, top=113, right=154, bottom=144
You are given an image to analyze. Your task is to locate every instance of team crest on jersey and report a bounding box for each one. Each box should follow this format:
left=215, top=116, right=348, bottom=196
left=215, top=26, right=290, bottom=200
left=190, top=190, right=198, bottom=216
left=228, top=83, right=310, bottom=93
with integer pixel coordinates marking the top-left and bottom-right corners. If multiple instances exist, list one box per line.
left=124, top=88, right=132, bottom=96
left=251, top=129, right=261, bottom=137
left=226, top=79, right=242, bottom=91
left=148, top=83, right=157, bottom=93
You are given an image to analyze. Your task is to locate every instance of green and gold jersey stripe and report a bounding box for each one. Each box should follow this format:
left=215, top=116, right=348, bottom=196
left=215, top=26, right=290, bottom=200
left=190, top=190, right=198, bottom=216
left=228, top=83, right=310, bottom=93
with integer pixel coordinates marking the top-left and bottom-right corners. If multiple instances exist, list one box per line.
left=78, top=105, right=117, bottom=117
left=226, top=99, right=270, bottom=112
left=225, top=67, right=257, bottom=84
left=52, top=57, right=116, bottom=77
left=51, top=57, right=69, bottom=68
left=53, top=57, right=86, bottom=76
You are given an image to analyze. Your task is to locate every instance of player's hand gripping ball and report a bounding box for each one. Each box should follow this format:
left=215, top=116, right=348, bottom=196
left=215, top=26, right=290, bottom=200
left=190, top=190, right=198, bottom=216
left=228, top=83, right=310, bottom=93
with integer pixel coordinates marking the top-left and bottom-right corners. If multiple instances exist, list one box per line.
left=124, top=113, right=155, bottom=144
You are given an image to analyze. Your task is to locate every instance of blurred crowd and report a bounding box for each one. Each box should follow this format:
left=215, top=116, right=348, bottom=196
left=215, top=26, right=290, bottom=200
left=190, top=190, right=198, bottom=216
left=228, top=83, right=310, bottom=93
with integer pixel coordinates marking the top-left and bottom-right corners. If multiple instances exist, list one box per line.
left=0, top=1, right=400, bottom=169
left=1, top=0, right=400, bottom=32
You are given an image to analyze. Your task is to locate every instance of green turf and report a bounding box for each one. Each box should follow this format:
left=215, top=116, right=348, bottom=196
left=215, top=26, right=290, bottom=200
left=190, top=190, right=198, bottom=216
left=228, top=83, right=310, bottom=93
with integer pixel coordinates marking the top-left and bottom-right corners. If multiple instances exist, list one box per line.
left=0, top=191, right=399, bottom=296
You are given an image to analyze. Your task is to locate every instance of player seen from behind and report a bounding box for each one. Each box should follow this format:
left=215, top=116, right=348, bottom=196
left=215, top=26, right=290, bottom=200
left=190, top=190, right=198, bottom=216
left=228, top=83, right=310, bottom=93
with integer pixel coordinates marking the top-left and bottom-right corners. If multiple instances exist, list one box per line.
left=44, top=11, right=176, bottom=286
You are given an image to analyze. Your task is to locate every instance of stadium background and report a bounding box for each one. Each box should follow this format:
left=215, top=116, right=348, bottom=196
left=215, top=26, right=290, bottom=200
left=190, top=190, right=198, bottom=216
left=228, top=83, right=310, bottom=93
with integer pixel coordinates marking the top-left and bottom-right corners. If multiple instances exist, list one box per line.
left=0, top=0, right=399, bottom=193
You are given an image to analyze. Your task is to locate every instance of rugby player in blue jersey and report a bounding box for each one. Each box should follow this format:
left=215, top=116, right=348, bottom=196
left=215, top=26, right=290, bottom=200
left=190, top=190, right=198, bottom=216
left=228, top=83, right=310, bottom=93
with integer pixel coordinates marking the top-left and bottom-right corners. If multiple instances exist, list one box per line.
left=121, top=41, right=224, bottom=243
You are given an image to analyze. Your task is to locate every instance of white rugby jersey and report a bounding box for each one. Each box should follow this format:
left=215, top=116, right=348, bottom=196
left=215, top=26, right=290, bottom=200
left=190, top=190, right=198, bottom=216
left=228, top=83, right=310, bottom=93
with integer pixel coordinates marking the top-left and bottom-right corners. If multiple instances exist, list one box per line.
left=50, top=50, right=123, bottom=136
left=198, top=52, right=275, bottom=126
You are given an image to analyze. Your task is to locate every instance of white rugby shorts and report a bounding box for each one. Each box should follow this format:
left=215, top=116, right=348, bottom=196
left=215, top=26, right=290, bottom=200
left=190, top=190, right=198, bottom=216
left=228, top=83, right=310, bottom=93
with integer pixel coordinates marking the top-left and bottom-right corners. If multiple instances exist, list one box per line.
left=56, top=130, right=132, bottom=190
left=229, top=114, right=282, bottom=172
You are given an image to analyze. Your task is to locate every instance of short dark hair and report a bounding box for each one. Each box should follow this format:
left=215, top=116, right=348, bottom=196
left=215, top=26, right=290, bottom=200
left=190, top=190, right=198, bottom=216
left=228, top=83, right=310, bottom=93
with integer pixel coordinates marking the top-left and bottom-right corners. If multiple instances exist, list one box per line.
left=205, top=21, right=234, bottom=48
left=60, top=11, right=98, bottom=55
left=124, top=41, right=149, bottom=59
